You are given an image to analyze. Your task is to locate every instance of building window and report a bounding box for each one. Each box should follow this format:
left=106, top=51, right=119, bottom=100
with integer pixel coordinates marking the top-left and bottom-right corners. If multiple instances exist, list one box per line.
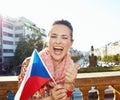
left=3, top=40, right=13, bottom=45
left=3, top=32, right=13, bottom=37
left=15, top=33, right=23, bottom=37
left=15, top=26, right=23, bottom=30
left=3, top=22, right=13, bottom=29
left=0, top=50, right=2, bottom=56
left=3, top=49, right=13, bottom=53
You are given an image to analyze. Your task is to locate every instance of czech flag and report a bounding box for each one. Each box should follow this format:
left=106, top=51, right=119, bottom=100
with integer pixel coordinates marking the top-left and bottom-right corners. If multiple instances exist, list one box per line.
left=14, top=49, right=54, bottom=100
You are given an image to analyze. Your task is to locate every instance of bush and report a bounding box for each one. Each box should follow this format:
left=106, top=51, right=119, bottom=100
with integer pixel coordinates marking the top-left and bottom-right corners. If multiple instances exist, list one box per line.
left=71, top=56, right=80, bottom=62
left=78, top=66, right=120, bottom=73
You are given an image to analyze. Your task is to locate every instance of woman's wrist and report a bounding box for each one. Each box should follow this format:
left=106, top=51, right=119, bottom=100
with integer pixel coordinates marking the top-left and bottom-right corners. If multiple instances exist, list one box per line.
left=64, top=83, right=74, bottom=98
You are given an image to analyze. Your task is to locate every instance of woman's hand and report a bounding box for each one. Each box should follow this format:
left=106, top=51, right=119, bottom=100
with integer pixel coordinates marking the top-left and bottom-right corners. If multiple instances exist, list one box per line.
left=65, top=64, right=80, bottom=83
left=51, top=84, right=67, bottom=100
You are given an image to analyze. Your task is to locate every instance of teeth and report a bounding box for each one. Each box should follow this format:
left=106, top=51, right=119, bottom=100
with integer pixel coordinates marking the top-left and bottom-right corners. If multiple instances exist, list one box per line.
left=54, top=47, right=63, bottom=55
left=54, top=47, right=63, bottom=50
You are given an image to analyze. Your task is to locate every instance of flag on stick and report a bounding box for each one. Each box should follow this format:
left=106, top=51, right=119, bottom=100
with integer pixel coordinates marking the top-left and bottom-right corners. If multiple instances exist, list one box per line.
left=14, top=49, right=55, bottom=100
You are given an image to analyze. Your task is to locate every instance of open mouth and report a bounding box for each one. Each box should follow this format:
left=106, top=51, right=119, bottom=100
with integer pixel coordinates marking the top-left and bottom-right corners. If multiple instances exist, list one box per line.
left=53, top=47, right=63, bottom=55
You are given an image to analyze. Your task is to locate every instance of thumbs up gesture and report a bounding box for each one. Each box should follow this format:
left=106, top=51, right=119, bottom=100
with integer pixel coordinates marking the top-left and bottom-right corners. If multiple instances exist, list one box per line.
left=65, top=64, right=80, bottom=83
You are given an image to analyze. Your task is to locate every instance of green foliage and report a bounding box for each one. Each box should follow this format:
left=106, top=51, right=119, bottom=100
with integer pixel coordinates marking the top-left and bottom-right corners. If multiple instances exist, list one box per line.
left=71, top=56, right=80, bottom=62
left=102, top=54, right=120, bottom=63
left=13, top=37, right=27, bottom=66
left=12, top=33, right=44, bottom=66
left=78, top=66, right=120, bottom=73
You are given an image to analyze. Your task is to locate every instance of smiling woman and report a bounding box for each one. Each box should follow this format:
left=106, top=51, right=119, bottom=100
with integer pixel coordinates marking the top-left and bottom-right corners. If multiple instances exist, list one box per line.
left=17, top=19, right=80, bottom=100
left=47, top=21, right=73, bottom=64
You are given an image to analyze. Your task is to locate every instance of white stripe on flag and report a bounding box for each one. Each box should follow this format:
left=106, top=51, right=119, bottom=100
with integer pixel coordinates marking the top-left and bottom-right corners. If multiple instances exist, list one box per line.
left=14, top=50, right=34, bottom=100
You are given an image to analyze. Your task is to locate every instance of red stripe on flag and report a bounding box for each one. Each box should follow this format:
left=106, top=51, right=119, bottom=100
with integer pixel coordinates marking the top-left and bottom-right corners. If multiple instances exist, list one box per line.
left=20, top=76, right=50, bottom=100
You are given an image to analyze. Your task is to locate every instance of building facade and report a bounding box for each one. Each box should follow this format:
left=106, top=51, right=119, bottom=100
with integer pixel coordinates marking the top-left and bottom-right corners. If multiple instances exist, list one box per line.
left=94, top=40, right=120, bottom=58
left=0, top=15, right=46, bottom=66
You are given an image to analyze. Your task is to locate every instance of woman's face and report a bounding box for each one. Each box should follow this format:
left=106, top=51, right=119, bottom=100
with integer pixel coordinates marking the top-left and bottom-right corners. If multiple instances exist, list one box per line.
left=47, top=24, right=73, bottom=63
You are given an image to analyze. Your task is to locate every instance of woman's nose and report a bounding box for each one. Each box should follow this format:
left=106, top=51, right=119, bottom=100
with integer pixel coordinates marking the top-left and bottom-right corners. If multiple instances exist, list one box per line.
left=55, top=38, right=62, bottom=44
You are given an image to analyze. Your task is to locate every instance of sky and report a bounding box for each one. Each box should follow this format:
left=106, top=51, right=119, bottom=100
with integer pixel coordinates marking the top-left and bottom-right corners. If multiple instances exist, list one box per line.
left=0, top=0, right=120, bottom=52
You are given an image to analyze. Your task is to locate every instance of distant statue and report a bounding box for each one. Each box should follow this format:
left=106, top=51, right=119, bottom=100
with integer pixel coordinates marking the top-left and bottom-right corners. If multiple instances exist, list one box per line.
left=90, top=45, right=94, bottom=55
left=91, top=45, right=94, bottom=52
left=89, top=46, right=97, bottom=67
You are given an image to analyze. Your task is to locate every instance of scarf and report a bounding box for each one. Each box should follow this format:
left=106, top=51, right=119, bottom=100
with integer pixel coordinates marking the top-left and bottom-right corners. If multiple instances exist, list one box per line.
left=39, top=48, right=74, bottom=86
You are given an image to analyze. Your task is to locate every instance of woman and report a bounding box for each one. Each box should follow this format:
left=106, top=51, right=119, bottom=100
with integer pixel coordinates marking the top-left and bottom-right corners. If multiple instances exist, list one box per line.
left=18, top=19, right=80, bottom=100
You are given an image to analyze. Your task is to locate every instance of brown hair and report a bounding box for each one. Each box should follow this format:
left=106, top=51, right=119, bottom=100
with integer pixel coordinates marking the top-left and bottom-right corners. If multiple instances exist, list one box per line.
left=52, top=19, right=73, bottom=41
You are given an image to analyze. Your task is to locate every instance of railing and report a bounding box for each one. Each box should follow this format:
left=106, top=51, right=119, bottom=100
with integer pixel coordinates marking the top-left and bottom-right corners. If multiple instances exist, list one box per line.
left=75, top=71, right=120, bottom=100
left=0, top=76, right=18, bottom=100
left=0, top=71, right=120, bottom=100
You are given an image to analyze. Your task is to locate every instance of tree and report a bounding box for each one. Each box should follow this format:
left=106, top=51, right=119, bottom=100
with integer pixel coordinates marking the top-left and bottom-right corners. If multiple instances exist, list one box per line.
left=12, top=37, right=27, bottom=66
left=13, top=33, right=44, bottom=66
left=113, top=54, right=119, bottom=65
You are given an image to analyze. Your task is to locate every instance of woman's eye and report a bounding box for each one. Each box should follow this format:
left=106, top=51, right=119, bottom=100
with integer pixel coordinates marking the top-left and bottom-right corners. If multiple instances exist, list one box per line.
left=51, top=35, right=56, bottom=38
left=63, top=37, right=68, bottom=39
